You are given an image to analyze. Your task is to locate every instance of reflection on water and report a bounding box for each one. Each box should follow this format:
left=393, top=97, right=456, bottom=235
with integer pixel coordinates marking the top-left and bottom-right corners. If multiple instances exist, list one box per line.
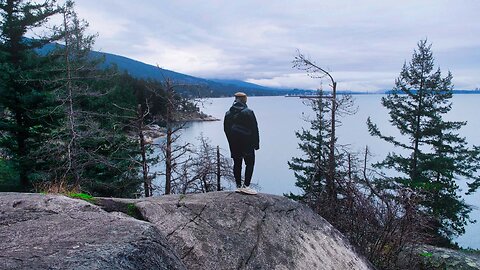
left=160, top=95, right=480, bottom=249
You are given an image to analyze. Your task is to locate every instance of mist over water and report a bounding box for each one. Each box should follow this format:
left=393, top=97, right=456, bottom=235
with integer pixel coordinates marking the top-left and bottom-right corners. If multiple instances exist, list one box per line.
left=172, top=95, right=480, bottom=249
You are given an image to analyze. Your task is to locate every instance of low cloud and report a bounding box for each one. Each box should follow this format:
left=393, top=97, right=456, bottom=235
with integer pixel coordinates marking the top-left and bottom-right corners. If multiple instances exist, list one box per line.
left=71, top=0, right=480, bottom=91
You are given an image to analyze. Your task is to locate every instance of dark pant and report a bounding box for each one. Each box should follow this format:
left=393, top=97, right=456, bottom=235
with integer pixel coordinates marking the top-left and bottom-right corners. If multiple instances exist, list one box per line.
left=233, top=155, right=255, bottom=188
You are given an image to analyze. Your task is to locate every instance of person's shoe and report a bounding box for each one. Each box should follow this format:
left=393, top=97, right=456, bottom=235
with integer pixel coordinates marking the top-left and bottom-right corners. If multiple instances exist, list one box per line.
left=235, top=185, right=245, bottom=193
left=242, top=186, right=257, bottom=195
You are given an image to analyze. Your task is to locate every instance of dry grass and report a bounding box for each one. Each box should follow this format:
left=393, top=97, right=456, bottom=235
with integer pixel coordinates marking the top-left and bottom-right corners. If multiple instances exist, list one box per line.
left=34, top=180, right=80, bottom=195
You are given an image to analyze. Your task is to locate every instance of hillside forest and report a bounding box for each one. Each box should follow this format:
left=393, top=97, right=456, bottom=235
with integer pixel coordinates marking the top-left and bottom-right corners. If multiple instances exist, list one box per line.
left=0, top=0, right=230, bottom=197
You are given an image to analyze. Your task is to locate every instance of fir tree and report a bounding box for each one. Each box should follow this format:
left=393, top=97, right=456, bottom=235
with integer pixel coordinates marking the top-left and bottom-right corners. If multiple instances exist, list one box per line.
left=367, top=40, right=480, bottom=242
left=70, top=70, right=143, bottom=198
left=37, top=0, right=103, bottom=188
left=0, top=0, right=60, bottom=189
left=288, top=90, right=332, bottom=205
left=288, top=52, right=356, bottom=208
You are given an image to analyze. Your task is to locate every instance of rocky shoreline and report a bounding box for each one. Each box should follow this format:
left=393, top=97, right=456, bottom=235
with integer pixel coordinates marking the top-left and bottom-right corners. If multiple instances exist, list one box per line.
left=143, top=114, right=220, bottom=144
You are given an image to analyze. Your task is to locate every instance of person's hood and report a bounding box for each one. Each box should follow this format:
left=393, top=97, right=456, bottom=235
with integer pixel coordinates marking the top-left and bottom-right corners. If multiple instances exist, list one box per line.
left=229, top=101, right=247, bottom=114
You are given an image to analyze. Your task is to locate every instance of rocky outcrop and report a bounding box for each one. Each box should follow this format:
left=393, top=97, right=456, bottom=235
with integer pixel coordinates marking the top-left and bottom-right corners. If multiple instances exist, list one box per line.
left=1, top=192, right=374, bottom=270
left=398, top=245, right=480, bottom=270
left=0, top=193, right=186, bottom=270
left=99, top=192, right=374, bottom=270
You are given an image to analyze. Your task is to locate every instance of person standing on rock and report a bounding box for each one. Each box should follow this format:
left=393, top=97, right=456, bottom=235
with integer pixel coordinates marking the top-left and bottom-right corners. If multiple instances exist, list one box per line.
left=224, top=92, right=259, bottom=194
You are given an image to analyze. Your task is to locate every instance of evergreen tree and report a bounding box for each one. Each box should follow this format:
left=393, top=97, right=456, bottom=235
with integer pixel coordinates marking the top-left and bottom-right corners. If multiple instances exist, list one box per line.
left=0, top=0, right=60, bottom=189
left=290, top=52, right=429, bottom=269
left=40, top=2, right=146, bottom=198
left=287, top=88, right=357, bottom=214
left=71, top=69, right=142, bottom=198
left=288, top=52, right=356, bottom=209
left=31, top=0, right=97, bottom=188
left=56, top=0, right=96, bottom=187
left=288, top=90, right=332, bottom=205
left=367, top=40, right=480, bottom=242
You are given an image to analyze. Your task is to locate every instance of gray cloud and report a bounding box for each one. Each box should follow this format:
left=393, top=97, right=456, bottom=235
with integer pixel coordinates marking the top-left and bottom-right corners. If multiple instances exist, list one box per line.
left=72, top=0, right=480, bottom=91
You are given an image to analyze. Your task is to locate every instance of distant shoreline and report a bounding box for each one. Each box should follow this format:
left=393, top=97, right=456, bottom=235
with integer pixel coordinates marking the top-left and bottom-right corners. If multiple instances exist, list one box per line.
left=283, top=90, right=480, bottom=97
left=211, top=90, right=480, bottom=99
left=143, top=114, right=220, bottom=144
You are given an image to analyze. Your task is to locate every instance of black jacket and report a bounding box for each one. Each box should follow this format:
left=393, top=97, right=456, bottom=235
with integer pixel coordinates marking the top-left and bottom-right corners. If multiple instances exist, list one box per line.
left=224, top=101, right=259, bottom=157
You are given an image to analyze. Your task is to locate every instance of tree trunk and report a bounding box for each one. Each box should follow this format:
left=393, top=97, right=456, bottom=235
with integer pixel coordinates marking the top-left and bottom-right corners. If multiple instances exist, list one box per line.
left=328, top=82, right=337, bottom=201
left=165, top=126, right=172, bottom=195
left=63, top=11, right=80, bottom=186
left=411, top=74, right=425, bottom=182
left=16, top=124, right=29, bottom=189
left=201, top=174, right=208, bottom=193
left=216, top=145, right=221, bottom=191
left=138, top=104, right=150, bottom=197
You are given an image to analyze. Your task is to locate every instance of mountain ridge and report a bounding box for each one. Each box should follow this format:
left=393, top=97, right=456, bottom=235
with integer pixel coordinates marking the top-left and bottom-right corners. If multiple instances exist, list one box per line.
left=37, top=42, right=479, bottom=96
left=96, top=51, right=302, bottom=97
left=37, top=42, right=310, bottom=97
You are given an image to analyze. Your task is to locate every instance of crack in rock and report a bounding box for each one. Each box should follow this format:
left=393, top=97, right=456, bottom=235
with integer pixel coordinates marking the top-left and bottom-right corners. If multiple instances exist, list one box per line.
left=167, top=204, right=208, bottom=238
left=237, top=203, right=272, bottom=269
left=181, top=246, right=195, bottom=260
left=182, top=204, right=216, bottom=229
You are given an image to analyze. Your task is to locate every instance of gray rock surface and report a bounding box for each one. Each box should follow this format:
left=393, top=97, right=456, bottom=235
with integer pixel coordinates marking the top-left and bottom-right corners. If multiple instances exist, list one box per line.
left=2, top=191, right=375, bottom=270
left=0, top=193, right=186, bottom=270
left=130, top=191, right=374, bottom=270
left=414, top=245, right=480, bottom=270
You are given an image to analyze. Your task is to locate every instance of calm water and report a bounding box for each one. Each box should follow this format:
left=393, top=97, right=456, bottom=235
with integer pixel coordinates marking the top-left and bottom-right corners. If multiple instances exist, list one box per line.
left=169, top=95, right=480, bottom=249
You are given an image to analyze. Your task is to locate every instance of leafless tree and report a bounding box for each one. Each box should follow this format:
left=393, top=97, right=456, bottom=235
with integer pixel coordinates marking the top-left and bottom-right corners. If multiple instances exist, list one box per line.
left=342, top=146, right=430, bottom=269
left=136, top=104, right=154, bottom=197
left=143, top=75, right=203, bottom=195
left=173, top=134, right=234, bottom=194
left=109, top=101, right=156, bottom=197
left=60, top=0, right=93, bottom=187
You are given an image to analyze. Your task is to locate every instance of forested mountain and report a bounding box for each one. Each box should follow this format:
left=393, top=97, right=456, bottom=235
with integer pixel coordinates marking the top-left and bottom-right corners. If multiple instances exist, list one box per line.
left=38, top=43, right=293, bottom=97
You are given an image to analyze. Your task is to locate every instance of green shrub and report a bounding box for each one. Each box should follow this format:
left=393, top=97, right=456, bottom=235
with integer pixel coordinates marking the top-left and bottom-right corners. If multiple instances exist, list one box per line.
left=68, top=192, right=96, bottom=203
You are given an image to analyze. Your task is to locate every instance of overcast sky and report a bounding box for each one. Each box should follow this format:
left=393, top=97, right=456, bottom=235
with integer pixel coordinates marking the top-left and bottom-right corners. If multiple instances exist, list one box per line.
left=61, top=0, right=480, bottom=91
